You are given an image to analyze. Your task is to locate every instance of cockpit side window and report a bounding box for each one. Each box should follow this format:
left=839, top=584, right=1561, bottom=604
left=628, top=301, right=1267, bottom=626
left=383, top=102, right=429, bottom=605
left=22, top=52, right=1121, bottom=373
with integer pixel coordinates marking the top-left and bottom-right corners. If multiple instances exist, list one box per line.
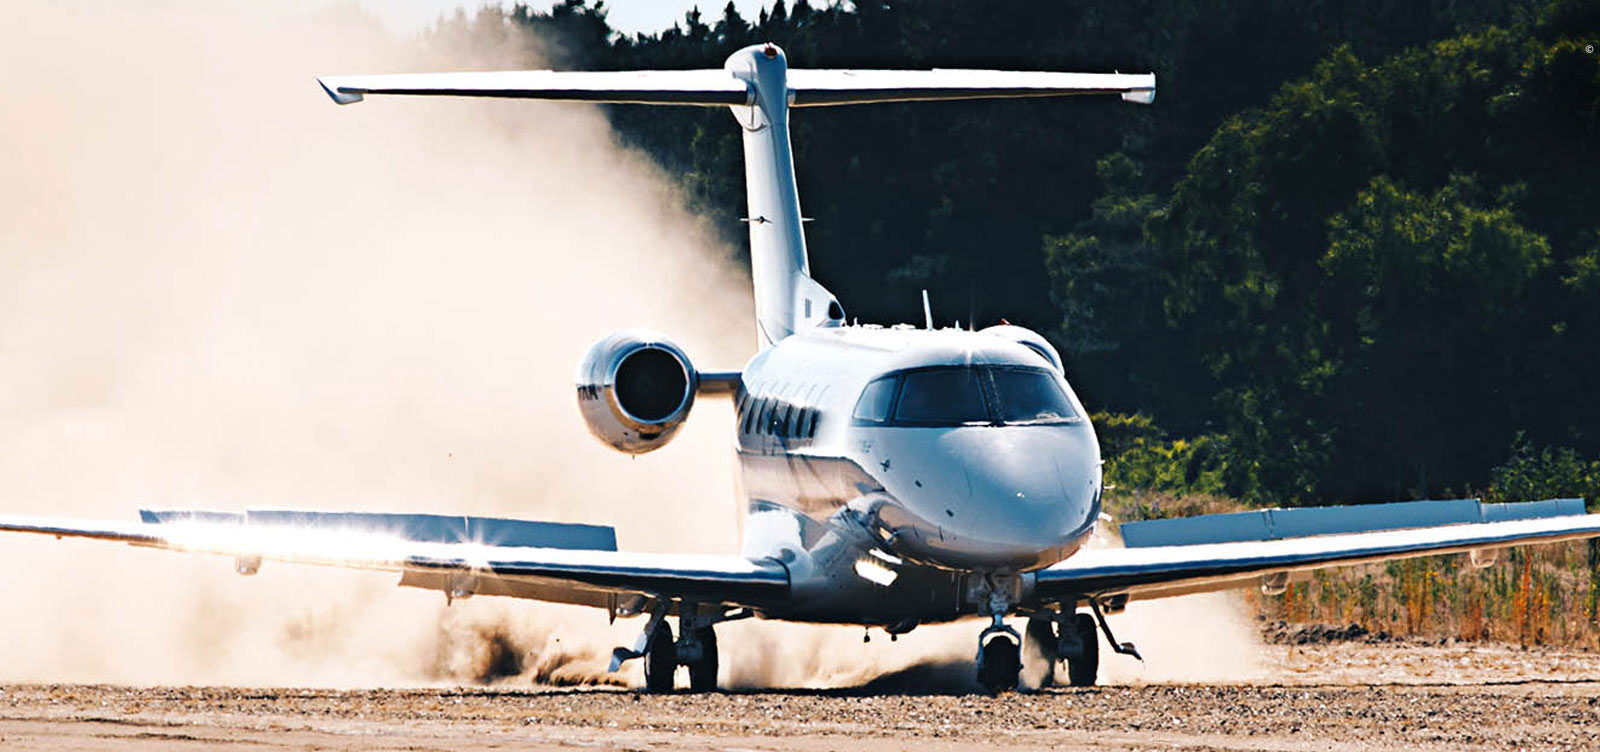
left=894, top=368, right=989, bottom=425
left=852, top=376, right=898, bottom=423
left=987, top=367, right=1078, bottom=424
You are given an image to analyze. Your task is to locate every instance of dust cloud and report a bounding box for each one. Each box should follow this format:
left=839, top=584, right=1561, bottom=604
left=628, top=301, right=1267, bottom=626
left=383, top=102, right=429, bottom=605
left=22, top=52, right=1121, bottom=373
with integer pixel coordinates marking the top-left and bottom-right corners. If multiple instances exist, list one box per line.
left=1088, top=519, right=1267, bottom=685
left=0, top=3, right=1263, bottom=692
left=0, top=3, right=750, bottom=687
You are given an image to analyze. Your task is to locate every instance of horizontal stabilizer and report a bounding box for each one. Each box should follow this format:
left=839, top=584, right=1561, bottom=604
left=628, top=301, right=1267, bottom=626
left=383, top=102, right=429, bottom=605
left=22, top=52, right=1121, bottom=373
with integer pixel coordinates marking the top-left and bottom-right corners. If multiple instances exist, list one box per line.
left=785, top=69, right=1155, bottom=107
left=316, top=69, right=1154, bottom=109
left=1118, top=498, right=1584, bottom=548
left=317, top=69, right=750, bottom=106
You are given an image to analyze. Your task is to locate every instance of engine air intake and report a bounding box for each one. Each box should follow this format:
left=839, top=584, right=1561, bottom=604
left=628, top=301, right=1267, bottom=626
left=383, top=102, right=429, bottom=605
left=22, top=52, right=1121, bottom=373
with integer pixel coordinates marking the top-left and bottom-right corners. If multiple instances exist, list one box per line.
left=575, top=330, right=701, bottom=454
left=615, top=347, right=689, bottom=422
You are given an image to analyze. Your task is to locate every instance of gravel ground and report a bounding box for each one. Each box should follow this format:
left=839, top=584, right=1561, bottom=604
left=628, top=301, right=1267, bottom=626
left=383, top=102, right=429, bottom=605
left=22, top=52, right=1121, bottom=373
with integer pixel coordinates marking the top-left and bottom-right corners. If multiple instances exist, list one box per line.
left=4, top=640, right=1600, bottom=751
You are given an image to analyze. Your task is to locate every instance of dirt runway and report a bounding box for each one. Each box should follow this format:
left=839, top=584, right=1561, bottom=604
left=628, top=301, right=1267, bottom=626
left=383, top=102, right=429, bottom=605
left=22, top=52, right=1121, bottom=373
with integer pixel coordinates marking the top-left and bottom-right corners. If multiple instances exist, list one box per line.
left=4, top=640, right=1600, bottom=751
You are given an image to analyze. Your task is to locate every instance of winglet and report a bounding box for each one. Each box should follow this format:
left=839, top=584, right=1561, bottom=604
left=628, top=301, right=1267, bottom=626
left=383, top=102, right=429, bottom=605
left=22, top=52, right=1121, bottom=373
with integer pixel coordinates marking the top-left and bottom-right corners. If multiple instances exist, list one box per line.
left=318, top=77, right=364, bottom=105
left=1120, top=73, right=1156, bottom=104
left=1121, top=89, right=1155, bottom=105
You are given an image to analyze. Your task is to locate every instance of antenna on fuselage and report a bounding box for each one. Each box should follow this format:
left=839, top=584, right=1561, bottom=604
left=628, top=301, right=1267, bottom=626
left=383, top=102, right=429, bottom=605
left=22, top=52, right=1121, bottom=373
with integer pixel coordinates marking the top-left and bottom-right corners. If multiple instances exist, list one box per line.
left=921, top=289, right=933, bottom=330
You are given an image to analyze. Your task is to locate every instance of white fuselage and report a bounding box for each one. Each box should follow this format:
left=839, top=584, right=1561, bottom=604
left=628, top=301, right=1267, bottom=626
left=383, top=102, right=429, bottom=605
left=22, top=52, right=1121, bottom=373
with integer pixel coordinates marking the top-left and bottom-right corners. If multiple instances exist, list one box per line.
left=713, top=45, right=1103, bottom=625
left=730, top=325, right=1102, bottom=624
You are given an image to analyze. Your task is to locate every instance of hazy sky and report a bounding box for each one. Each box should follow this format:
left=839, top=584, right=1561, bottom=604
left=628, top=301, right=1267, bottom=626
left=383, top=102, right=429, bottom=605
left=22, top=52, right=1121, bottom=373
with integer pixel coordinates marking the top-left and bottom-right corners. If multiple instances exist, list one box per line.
left=367, top=0, right=775, bottom=36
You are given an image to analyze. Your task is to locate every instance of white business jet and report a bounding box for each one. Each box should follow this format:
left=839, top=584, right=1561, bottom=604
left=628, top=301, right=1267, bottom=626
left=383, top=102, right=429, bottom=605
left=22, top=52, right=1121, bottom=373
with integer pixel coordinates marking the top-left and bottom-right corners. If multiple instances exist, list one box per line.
left=5, top=44, right=1600, bottom=693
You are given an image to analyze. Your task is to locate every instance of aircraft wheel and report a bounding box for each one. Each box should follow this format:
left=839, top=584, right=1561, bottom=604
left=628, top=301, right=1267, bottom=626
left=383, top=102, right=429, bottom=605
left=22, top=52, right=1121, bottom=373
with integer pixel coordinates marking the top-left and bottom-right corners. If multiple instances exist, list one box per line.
left=643, top=621, right=677, bottom=693
left=687, top=625, right=719, bottom=692
left=978, top=635, right=1021, bottom=694
left=1066, top=612, right=1099, bottom=687
left=1025, top=615, right=1059, bottom=688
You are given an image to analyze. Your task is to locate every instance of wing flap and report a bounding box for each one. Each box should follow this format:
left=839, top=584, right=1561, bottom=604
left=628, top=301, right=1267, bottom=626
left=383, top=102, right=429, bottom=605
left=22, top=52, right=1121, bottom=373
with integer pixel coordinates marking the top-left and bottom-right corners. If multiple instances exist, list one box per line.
left=0, top=512, right=787, bottom=608
left=398, top=570, right=616, bottom=609
left=1038, top=508, right=1600, bottom=604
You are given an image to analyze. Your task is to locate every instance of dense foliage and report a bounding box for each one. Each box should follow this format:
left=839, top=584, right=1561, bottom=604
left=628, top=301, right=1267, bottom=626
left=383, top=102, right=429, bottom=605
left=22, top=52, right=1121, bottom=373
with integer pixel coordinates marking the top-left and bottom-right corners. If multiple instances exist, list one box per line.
left=425, top=0, right=1600, bottom=505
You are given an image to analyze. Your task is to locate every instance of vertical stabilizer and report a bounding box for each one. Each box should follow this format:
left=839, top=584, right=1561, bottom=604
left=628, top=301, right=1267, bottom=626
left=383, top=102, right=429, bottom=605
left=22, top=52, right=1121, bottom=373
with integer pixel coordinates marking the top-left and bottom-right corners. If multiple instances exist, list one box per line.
left=725, top=44, right=842, bottom=347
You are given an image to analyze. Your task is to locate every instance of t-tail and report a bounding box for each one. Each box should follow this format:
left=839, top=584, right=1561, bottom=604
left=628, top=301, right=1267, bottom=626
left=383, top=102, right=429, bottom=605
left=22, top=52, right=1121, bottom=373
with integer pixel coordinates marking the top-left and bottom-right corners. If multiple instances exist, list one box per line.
left=318, top=44, right=1155, bottom=347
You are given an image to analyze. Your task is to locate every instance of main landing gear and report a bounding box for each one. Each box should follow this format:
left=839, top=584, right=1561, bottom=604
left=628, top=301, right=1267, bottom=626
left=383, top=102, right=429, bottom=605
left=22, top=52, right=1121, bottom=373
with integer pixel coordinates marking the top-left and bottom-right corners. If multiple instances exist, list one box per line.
left=1025, top=611, right=1099, bottom=688
left=613, top=601, right=732, bottom=693
left=640, top=621, right=719, bottom=692
left=977, top=599, right=1140, bottom=693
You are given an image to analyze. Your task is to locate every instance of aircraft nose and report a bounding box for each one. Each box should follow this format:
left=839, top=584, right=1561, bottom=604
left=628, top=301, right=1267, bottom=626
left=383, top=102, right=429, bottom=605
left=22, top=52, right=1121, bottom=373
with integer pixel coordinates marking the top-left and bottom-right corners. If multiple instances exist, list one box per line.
left=960, top=429, right=1095, bottom=561
left=880, top=425, right=1100, bottom=570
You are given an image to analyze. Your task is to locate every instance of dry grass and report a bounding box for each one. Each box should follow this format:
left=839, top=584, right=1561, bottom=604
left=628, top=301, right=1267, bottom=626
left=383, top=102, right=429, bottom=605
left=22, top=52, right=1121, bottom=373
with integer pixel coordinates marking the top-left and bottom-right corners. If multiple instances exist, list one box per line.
left=1260, top=542, right=1600, bottom=648
left=1106, top=489, right=1600, bottom=648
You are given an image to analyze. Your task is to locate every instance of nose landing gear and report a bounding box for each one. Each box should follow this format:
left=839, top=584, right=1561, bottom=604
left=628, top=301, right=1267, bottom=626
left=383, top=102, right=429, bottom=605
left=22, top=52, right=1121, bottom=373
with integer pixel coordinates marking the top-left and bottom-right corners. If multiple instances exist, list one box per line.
left=977, top=632, right=1022, bottom=694
left=975, top=613, right=1023, bottom=693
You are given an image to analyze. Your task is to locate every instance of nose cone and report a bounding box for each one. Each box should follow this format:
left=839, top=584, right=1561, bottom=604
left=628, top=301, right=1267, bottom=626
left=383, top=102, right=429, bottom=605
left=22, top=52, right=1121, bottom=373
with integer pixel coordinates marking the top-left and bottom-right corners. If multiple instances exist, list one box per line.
left=870, top=424, right=1100, bottom=571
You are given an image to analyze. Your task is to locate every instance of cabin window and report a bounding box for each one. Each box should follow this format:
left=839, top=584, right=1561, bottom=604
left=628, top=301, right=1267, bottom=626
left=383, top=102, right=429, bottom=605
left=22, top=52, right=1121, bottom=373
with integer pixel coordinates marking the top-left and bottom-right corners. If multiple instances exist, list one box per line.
left=852, top=376, right=898, bottom=423
left=987, top=368, right=1078, bottom=424
left=758, top=400, right=777, bottom=435
left=739, top=396, right=755, bottom=435
left=894, top=368, right=988, bottom=425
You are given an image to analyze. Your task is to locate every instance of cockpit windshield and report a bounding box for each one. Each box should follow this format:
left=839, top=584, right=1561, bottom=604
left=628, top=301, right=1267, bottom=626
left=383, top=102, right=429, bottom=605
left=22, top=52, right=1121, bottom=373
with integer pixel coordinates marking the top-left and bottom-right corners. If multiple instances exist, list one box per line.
left=852, top=366, right=1080, bottom=427
left=894, top=368, right=988, bottom=424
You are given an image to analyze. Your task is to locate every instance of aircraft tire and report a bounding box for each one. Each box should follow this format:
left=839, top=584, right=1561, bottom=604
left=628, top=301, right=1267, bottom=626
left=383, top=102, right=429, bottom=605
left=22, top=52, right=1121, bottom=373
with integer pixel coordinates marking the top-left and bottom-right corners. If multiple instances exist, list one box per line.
left=978, top=635, right=1021, bottom=694
left=644, top=621, right=677, bottom=693
left=1025, top=615, right=1059, bottom=688
left=1066, top=612, right=1099, bottom=687
left=687, top=625, right=719, bottom=692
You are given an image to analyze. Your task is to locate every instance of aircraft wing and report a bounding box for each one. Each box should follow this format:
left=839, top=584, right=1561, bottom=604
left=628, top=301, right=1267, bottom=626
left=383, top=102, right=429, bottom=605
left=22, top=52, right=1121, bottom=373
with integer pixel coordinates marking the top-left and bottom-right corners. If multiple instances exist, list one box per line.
left=0, top=510, right=788, bottom=611
left=1036, top=499, right=1600, bottom=604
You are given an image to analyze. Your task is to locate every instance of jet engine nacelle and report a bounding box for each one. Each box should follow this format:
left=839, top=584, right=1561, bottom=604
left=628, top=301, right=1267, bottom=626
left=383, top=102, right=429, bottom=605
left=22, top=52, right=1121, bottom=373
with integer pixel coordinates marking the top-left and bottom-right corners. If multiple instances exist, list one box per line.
left=980, top=324, right=1064, bottom=373
left=575, top=330, right=699, bottom=454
